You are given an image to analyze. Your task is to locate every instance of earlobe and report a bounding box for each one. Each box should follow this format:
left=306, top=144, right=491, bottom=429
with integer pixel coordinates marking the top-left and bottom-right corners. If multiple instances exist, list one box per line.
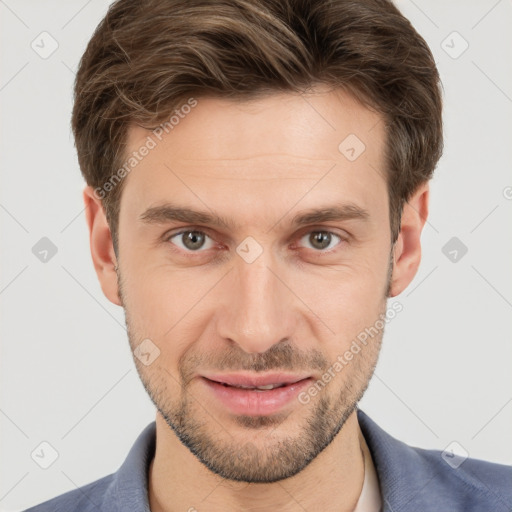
left=389, top=183, right=429, bottom=297
left=83, top=186, right=122, bottom=306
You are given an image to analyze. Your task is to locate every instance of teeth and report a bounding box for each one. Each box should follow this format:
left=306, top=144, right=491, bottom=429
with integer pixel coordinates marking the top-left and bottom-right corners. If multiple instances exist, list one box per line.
left=222, top=383, right=285, bottom=390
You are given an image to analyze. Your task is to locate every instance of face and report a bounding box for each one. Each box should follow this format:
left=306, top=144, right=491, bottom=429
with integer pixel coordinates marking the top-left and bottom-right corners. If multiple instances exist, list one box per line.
left=102, top=88, right=399, bottom=483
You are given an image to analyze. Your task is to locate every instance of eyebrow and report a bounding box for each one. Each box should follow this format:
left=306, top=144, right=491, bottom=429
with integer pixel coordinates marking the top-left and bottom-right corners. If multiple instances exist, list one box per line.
left=139, top=202, right=369, bottom=230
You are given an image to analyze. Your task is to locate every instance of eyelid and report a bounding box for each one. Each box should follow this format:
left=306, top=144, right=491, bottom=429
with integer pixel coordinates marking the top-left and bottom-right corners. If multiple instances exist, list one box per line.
left=164, top=226, right=212, bottom=239
left=295, top=225, right=350, bottom=240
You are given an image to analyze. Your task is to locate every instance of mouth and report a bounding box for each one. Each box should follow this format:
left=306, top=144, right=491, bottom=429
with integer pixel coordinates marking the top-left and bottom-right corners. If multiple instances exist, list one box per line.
left=201, top=372, right=312, bottom=387
left=200, top=373, right=313, bottom=416
left=213, top=381, right=290, bottom=390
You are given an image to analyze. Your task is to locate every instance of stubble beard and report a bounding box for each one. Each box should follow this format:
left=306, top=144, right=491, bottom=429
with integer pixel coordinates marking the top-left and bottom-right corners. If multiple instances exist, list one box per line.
left=117, top=254, right=391, bottom=483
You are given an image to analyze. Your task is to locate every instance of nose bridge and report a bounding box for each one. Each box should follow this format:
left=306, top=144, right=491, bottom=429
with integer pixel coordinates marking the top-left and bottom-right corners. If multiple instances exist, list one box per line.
left=219, top=244, right=293, bottom=353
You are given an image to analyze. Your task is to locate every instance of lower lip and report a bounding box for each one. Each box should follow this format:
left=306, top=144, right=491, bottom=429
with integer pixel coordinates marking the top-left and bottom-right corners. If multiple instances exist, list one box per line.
left=201, top=377, right=312, bottom=416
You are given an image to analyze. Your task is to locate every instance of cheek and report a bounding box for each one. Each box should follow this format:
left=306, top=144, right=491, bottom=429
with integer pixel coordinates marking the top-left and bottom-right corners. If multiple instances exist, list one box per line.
left=297, top=252, right=389, bottom=339
left=122, top=270, right=201, bottom=383
left=122, top=261, right=220, bottom=345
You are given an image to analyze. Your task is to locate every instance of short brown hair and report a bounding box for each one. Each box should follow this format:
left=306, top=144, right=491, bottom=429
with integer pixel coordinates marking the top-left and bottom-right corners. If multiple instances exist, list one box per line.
left=72, top=0, right=443, bottom=252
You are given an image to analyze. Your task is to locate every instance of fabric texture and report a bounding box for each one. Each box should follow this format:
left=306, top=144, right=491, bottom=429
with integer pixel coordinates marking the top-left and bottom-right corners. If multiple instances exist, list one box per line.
left=23, top=408, right=512, bottom=511
left=353, top=427, right=382, bottom=511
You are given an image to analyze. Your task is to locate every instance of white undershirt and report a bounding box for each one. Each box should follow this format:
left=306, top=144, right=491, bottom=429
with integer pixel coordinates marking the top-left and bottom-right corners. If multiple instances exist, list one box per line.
left=353, top=434, right=382, bottom=512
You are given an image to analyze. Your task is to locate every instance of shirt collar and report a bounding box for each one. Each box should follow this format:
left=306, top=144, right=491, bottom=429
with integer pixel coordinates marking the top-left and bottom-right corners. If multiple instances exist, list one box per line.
left=106, top=421, right=156, bottom=511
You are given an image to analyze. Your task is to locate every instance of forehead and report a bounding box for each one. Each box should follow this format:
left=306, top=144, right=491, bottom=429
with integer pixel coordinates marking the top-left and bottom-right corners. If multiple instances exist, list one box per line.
left=127, top=88, right=384, bottom=162
left=121, top=88, right=388, bottom=226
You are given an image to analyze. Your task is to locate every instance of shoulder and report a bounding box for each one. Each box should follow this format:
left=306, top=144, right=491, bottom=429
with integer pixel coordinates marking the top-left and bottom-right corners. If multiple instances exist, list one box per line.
left=22, top=473, right=115, bottom=512
left=357, top=409, right=512, bottom=511
left=23, top=421, right=156, bottom=512
left=413, top=445, right=512, bottom=508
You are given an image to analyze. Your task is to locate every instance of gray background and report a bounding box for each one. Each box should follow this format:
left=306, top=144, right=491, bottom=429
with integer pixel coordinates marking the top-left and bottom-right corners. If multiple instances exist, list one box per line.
left=1, top=0, right=511, bottom=510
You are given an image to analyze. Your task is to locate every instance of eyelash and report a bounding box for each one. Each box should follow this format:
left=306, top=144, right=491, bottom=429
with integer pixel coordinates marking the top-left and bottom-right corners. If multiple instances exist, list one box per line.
left=164, top=227, right=347, bottom=256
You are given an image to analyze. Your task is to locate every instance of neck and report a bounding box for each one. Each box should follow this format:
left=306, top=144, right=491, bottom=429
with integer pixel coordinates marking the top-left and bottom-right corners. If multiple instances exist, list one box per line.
left=148, top=410, right=365, bottom=512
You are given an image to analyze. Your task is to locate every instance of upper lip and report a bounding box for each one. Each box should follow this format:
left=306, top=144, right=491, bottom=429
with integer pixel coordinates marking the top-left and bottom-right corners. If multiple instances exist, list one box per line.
left=201, top=372, right=312, bottom=387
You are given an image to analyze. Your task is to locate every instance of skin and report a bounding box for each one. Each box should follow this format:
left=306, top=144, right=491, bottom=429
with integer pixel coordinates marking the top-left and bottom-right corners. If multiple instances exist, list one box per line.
left=84, top=86, right=428, bottom=512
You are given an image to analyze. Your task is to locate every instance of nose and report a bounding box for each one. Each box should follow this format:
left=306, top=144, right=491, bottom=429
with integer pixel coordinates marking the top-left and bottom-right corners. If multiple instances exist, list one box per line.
left=216, top=249, right=296, bottom=354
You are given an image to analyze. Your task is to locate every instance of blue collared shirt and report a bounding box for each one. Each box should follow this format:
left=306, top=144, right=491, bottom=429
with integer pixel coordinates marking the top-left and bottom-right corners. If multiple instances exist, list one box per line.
left=24, top=409, right=512, bottom=511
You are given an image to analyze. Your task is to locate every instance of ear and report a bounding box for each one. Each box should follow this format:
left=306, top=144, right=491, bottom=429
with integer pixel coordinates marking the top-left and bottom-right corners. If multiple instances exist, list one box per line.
left=83, top=186, right=122, bottom=306
left=389, top=183, right=429, bottom=297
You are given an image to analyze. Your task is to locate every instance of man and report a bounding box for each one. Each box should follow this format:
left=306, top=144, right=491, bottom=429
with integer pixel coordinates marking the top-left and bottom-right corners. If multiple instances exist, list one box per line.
left=25, top=0, right=511, bottom=510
